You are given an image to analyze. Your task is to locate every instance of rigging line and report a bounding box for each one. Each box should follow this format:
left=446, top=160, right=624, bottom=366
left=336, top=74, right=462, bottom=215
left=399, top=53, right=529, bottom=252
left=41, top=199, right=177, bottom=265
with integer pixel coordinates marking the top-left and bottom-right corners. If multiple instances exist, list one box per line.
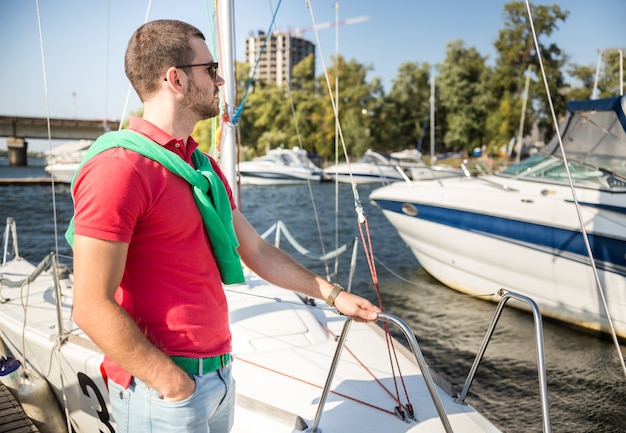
left=34, top=9, right=76, bottom=423
left=305, top=0, right=367, bottom=286
left=374, top=255, right=499, bottom=299
left=212, top=0, right=228, bottom=160
left=227, top=284, right=406, bottom=411
left=306, top=0, right=411, bottom=398
left=119, top=0, right=154, bottom=129
left=232, top=0, right=283, bottom=125
left=358, top=219, right=412, bottom=407
left=234, top=356, right=396, bottom=416
left=314, top=312, right=406, bottom=408
left=333, top=0, right=340, bottom=282
left=205, top=0, right=219, bottom=157
left=34, top=0, right=60, bottom=260
left=104, top=0, right=110, bottom=128
left=305, top=0, right=360, bottom=202
left=283, top=71, right=332, bottom=279
left=35, top=1, right=103, bottom=426
left=524, top=0, right=626, bottom=377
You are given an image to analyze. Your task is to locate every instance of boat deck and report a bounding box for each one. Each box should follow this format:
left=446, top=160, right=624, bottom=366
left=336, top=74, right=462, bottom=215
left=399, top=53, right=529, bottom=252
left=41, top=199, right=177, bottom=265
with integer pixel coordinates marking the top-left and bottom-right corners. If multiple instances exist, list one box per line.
left=0, top=382, right=39, bottom=433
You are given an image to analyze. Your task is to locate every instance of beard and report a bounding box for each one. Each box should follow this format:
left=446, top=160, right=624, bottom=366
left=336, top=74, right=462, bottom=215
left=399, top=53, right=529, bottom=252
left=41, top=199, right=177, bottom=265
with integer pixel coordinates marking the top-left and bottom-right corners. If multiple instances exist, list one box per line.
left=183, top=78, right=219, bottom=120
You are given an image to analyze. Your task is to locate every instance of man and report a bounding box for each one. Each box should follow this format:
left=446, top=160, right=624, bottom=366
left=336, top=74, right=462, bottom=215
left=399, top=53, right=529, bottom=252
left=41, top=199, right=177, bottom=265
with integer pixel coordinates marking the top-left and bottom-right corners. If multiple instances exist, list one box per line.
left=70, top=19, right=379, bottom=433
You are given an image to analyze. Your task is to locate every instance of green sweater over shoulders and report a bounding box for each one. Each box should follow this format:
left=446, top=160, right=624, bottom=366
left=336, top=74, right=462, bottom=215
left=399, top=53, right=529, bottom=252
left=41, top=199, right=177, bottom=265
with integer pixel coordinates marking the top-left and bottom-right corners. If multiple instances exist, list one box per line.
left=65, top=129, right=244, bottom=285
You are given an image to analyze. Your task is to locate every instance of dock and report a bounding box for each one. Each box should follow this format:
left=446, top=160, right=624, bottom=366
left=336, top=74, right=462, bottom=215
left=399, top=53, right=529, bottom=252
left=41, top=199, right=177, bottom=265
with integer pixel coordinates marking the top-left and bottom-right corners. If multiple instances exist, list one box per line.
left=0, top=382, right=39, bottom=432
left=0, top=178, right=60, bottom=186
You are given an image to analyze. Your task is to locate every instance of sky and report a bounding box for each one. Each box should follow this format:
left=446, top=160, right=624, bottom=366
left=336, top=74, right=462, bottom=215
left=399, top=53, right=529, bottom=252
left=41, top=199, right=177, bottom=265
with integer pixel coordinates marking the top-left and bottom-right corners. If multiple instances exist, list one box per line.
left=0, top=0, right=624, bottom=151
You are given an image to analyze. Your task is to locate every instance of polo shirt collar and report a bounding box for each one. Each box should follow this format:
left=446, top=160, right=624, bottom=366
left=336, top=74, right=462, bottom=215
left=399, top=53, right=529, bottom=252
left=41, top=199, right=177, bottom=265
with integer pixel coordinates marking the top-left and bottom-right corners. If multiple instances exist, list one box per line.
left=128, top=116, right=200, bottom=162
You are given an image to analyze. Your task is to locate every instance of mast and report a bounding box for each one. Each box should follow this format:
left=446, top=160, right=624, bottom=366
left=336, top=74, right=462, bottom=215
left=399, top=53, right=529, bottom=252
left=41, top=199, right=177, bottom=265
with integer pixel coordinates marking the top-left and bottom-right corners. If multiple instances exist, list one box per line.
left=217, top=0, right=239, bottom=203
left=430, top=73, right=435, bottom=165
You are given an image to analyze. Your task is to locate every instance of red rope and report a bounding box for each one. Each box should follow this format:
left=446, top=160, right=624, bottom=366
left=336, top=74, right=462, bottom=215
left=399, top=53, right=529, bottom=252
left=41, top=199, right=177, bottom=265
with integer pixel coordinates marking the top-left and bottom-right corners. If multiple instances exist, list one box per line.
left=357, top=214, right=413, bottom=408
left=234, top=355, right=396, bottom=416
left=316, top=321, right=401, bottom=406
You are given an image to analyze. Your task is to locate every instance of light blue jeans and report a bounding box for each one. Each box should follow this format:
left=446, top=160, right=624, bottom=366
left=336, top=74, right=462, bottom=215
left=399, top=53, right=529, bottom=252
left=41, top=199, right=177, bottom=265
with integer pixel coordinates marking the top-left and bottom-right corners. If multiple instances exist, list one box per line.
left=108, top=363, right=235, bottom=433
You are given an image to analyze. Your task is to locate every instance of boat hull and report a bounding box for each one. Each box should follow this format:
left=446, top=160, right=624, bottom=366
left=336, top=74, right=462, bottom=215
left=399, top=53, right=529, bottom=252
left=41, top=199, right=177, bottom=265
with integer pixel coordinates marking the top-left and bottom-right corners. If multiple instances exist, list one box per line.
left=238, top=147, right=323, bottom=186
left=238, top=168, right=322, bottom=185
left=323, top=164, right=406, bottom=185
left=0, top=259, right=111, bottom=432
left=324, top=150, right=408, bottom=185
left=370, top=177, right=626, bottom=338
left=44, top=163, right=80, bottom=183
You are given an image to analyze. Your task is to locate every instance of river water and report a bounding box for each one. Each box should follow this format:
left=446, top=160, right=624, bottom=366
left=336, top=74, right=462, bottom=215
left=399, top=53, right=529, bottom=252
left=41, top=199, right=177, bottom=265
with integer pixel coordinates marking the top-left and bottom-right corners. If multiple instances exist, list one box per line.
left=1, top=157, right=625, bottom=432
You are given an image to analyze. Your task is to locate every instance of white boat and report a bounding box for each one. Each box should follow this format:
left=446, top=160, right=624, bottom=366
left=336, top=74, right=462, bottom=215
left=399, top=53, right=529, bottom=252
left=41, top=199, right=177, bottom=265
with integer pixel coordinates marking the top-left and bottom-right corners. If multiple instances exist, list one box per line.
left=370, top=95, right=626, bottom=339
left=324, top=149, right=408, bottom=185
left=390, top=149, right=465, bottom=181
left=43, top=140, right=92, bottom=183
left=238, top=146, right=323, bottom=185
left=1, top=215, right=528, bottom=433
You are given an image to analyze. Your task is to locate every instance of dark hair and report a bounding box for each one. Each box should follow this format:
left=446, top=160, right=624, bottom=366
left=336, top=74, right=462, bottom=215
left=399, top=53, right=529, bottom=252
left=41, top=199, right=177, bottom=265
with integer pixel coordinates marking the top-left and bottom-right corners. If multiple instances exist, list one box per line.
left=125, top=20, right=205, bottom=101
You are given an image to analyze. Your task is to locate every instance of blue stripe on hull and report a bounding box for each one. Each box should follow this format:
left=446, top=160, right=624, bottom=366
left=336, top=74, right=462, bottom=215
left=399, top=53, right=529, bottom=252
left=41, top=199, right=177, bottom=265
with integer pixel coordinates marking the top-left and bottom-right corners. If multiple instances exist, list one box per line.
left=375, top=199, right=626, bottom=274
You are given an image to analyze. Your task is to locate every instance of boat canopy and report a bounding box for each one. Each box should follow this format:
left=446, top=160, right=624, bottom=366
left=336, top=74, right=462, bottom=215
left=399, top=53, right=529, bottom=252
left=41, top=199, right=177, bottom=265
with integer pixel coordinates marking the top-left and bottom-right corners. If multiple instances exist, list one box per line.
left=543, top=95, right=626, bottom=178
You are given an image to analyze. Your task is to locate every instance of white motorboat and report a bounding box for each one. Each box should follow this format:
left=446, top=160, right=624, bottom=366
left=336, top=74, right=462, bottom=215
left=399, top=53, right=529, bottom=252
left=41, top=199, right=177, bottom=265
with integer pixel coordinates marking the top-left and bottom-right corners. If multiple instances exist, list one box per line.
left=370, top=95, right=626, bottom=339
left=390, top=149, right=465, bottom=181
left=238, top=147, right=323, bottom=185
left=43, top=140, right=92, bottom=183
left=324, top=149, right=408, bottom=185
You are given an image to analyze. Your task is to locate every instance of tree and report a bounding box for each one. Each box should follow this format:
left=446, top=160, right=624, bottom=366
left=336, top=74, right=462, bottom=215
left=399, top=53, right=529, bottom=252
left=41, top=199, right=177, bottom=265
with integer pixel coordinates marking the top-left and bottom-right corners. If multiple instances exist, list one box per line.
left=238, top=81, right=294, bottom=155
left=564, top=63, right=596, bottom=101
left=316, top=55, right=382, bottom=159
left=377, top=62, right=432, bottom=153
left=289, top=54, right=328, bottom=156
left=488, top=1, right=569, bottom=149
left=437, top=40, right=492, bottom=153
left=567, top=49, right=625, bottom=100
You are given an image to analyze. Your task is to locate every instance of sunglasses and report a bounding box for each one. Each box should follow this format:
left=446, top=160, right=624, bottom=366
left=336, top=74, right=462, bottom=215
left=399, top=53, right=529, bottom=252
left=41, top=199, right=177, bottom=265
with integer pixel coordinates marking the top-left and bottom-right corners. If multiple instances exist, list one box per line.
left=175, top=62, right=219, bottom=81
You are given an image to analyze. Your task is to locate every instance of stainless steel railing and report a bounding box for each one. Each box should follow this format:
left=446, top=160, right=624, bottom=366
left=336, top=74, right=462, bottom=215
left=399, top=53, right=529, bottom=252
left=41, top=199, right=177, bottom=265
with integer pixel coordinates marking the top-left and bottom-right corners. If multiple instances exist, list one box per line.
left=307, top=312, right=454, bottom=433
left=456, top=289, right=551, bottom=433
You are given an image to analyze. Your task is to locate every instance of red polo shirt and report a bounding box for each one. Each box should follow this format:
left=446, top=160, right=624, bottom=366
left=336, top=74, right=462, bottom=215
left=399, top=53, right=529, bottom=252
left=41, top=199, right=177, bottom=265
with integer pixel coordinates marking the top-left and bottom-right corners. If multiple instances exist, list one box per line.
left=72, top=117, right=236, bottom=387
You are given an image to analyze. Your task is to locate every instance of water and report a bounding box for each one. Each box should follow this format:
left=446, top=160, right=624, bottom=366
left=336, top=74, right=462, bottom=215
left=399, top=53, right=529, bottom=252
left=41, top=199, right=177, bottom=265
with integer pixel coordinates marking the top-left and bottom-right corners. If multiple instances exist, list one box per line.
left=2, top=158, right=625, bottom=432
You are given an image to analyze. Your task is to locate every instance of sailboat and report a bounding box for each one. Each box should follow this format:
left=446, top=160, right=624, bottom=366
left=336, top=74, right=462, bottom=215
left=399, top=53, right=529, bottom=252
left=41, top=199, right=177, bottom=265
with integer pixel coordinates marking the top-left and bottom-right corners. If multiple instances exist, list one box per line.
left=0, top=1, right=552, bottom=432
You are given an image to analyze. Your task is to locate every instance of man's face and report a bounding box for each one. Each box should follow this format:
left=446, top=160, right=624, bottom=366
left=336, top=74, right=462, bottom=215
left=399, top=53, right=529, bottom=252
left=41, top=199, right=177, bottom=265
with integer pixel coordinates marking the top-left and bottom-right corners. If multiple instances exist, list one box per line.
left=182, top=38, right=223, bottom=120
left=183, top=76, right=220, bottom=119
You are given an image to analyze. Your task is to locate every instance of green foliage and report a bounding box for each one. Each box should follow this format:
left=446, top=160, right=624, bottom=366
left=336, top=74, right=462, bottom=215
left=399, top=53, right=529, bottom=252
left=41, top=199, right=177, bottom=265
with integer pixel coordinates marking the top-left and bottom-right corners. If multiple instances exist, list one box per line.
left=377, top=62, right=432, bottom=152
left=489, top=1, right=569, bottom=141
left=437, top=40, right=492, bottom=153
left=567, top=50, right=624, bottom=99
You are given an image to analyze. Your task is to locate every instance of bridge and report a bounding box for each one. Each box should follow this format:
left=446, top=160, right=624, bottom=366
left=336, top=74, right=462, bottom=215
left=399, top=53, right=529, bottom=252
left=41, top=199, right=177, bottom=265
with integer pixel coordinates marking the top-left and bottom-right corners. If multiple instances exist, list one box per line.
left=0, top=115, right=120, bottom=165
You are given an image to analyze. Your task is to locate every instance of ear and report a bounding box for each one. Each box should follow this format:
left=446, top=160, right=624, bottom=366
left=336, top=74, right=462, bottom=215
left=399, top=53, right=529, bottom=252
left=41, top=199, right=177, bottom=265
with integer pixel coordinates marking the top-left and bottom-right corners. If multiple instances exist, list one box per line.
left=163, top=67, right=185, bottom=93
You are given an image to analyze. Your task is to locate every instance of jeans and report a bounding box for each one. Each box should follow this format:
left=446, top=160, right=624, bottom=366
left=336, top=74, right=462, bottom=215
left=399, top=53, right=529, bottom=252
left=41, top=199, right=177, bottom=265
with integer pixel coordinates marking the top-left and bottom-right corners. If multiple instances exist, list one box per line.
left=108, top=363, right=235, bottom=433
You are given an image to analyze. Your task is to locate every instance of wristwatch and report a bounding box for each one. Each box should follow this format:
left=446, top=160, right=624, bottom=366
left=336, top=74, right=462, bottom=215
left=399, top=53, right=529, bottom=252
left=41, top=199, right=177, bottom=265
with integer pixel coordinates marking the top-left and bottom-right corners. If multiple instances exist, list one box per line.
left=325, top=283, right=345, bottom=307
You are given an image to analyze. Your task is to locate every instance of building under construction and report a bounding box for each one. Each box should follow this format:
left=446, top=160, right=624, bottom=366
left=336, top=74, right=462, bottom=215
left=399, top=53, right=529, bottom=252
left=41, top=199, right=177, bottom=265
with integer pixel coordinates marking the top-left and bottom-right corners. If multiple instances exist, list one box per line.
left=244, top=31, right=315, bottom=87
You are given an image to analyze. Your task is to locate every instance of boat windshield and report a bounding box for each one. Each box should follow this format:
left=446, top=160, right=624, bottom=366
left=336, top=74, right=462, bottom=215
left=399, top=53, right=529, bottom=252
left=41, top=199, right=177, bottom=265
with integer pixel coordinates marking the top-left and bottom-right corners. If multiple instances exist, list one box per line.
left=499, top=154, right=626, bottom=189
left=500, top=96, right=626, bottom=190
